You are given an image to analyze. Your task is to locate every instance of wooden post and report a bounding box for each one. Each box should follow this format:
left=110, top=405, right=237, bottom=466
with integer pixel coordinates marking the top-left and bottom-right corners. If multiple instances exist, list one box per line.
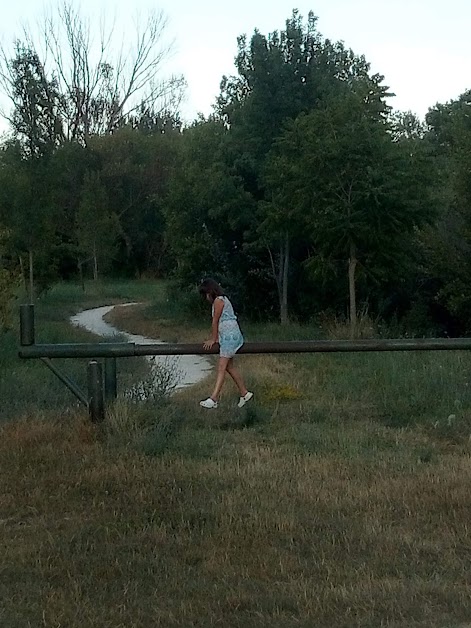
left=19, top=304, right=35, bottom=346
left=87, top=360, right=105, bottom=422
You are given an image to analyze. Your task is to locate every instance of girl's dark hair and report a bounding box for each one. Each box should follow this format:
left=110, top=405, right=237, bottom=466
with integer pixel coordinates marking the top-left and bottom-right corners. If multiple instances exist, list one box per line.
left=199, top=278, right=225, bottom=303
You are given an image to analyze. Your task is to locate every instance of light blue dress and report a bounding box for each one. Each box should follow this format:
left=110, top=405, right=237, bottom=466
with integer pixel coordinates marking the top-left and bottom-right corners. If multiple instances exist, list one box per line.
left=212, top=296, right=244, bottom=358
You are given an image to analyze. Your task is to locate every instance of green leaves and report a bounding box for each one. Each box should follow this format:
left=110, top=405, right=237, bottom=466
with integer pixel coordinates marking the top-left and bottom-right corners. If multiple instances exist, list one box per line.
left=0, top=226, right=20, bottom=332
left=9, top=43, right=64, bottom=158
left=76, top=171, right=121, bottom=279
left=421, top=90, right=471, bottom=331
left=262, top=82, right=435, bottom=329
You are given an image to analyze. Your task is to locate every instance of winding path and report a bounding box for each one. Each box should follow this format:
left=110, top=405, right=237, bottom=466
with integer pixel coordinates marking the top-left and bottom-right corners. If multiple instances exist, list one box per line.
left=70, top=303, right=212, bottom=390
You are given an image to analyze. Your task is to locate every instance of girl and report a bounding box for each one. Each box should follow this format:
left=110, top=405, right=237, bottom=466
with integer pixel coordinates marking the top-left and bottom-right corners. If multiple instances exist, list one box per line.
left=199, top=278, right=253, bottom=409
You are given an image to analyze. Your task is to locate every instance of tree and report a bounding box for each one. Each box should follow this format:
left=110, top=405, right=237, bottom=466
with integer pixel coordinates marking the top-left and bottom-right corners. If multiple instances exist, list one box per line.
left=0, top=145, right=59, bottom=302
left=266, top=84, right=435, bottom=335
left=2, top=43, right=64, bottom=157
left=163, top=118, right=256, bottom=303
left=0, top=2, right=185, bottom=143
left=422, top=90, right=471, bottom=331
left=87, top=121, right=181, bottom=277
left=76, top=171, right=121, bottom=280
left=0, top=226, right=20, bottom=332
left=0, top=44, right=64, bottom=300
left=215, top=10, right=388, bottom=322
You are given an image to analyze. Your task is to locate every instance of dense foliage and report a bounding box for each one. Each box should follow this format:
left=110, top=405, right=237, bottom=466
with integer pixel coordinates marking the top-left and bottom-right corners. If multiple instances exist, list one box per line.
left=1, top=9, right=470, bottom=334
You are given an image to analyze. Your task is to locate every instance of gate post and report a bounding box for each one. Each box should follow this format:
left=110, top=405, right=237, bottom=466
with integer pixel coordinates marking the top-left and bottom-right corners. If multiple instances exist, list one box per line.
left=20, top=304, right=35, bottom=346
left=87, top=360, right=105, bottom=422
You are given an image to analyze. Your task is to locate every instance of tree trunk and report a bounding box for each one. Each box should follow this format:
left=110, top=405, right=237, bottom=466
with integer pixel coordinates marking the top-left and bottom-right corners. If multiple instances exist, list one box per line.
left=19, top=255, right=27, bottom=290
left=348, top=241, right=357, bottom=339
left=267, top=233, right=290, bottom=325
left=280, top=233, right=289, bottom=325
left=92, top=243, right=98, bottom=281
left=28, top=249, right=34, bottom=305
left=267, top=244, right=282, bottom=320
left=78, top=260, right=85, bottom=292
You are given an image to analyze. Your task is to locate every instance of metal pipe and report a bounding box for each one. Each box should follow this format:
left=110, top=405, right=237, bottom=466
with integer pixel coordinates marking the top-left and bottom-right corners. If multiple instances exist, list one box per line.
left=19, top=304, right=35, bottom=346
left=87, top=360, right=105, bottom=423
left=40, top=358, right=88, bottom=406
left=134, top=338, right=471, bottom=355
left=19, top=342, right=135, bottom=359
left=18, top=337, right=471, bottom=359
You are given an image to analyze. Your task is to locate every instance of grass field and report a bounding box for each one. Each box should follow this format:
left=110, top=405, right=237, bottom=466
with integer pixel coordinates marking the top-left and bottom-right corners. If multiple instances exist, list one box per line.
left=1, top=280, right=471, bottom=627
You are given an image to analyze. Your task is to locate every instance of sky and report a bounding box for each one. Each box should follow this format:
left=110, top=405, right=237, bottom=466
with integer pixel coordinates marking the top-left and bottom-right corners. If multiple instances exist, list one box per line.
left=0, top=0, right=470, bottom=131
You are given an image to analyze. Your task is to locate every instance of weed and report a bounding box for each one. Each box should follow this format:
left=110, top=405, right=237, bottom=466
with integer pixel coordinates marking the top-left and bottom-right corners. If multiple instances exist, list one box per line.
left=263, top=383, right=303, bottom=402
left=126, top=357, right=182, bottom=402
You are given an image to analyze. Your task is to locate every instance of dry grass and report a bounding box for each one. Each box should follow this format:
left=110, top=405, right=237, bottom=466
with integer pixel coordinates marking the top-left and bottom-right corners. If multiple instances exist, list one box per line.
left=3, top=286, right=471, bottom=626
left=320, top=310, right=379, bottom=340
left=105, top=303, right=207, bottom=344
left=1, top=403, right=471, bottom=627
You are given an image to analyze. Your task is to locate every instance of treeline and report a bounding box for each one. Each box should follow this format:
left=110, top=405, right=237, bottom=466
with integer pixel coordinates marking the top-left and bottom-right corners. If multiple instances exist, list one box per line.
left=1, top=9, right=471, bottom=335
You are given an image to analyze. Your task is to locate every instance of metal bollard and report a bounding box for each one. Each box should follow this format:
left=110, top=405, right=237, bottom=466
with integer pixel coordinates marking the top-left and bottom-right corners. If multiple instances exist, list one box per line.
left=20, top=304, right=35, bottom=346
left=87, top=360, right=105, bottom=422
left=104, top=357, right=117, bottom=402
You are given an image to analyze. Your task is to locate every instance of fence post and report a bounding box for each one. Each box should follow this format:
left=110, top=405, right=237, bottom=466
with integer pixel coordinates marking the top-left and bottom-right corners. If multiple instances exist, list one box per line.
left=104, top=357, right=117, bottom=402
left=88, top=360, right=105, bottom=422
left=20, top=304, right=35, bottom=346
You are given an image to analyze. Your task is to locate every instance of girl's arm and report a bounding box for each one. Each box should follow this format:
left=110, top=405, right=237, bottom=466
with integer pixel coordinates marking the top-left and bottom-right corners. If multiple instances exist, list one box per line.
left=203, top=298, right=224, bottom=349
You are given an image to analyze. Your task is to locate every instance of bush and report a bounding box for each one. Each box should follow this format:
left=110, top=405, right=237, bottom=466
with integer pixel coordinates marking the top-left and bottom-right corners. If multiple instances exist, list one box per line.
left=125, top=357, right=182, bottom=402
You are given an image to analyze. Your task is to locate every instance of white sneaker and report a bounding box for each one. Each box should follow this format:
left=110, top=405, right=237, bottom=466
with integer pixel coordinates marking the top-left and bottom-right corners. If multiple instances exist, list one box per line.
left=200, top=397, right=218, bottom=409
left=237, top=391, right=254, bottom=408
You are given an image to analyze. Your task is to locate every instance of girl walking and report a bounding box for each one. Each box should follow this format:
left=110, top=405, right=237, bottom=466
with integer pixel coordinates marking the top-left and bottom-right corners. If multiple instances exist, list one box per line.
left=199, top=278, right=253, bottom=409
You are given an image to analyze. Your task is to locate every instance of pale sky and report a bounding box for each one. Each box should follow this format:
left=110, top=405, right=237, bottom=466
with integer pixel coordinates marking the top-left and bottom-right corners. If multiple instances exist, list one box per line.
left=0, top=0, right=470, bottom=132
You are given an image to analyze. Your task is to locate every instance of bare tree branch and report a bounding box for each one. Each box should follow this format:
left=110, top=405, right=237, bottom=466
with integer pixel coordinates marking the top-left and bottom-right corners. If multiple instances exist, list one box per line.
left=0, top=1, right=185, bottom=142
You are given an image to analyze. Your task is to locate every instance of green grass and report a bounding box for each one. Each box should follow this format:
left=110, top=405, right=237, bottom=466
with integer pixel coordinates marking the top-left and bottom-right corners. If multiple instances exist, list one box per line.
left=0, top=279, right=157, bottom=421
left=38, top=279, right=162, bottom=313
left=290, top=350, right=471, bottom=431
left=2, top=279, right=471, bottom=626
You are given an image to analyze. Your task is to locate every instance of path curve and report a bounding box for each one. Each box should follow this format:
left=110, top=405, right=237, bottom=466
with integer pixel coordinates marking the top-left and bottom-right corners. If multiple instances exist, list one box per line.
left=70, top=303, right=212, bottom=391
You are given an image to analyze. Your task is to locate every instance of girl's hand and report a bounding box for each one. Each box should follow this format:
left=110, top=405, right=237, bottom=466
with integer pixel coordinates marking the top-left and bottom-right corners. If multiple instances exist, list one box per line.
left=203, top=339, right=217, bottom=350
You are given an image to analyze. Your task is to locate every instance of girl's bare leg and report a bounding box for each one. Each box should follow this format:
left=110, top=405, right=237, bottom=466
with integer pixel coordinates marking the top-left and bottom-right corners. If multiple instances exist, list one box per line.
left=226, top=358, right=248, bottom=396
left=210, top=357, right=230, bottom=400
